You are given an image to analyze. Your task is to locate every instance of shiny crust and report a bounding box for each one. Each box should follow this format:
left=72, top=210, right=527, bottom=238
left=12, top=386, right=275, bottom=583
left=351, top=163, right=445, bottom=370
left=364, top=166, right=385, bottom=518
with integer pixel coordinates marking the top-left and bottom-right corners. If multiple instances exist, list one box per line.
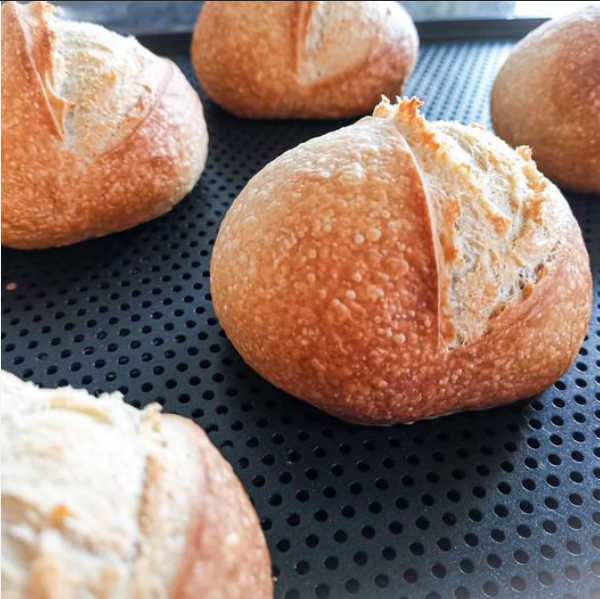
left=211, top=102, right=592, bottom=424
left=491, top=6, right=600, bottom=194
left=1, top=1, right=209, bottom=249
left=191, top=0, right=418, bottom=118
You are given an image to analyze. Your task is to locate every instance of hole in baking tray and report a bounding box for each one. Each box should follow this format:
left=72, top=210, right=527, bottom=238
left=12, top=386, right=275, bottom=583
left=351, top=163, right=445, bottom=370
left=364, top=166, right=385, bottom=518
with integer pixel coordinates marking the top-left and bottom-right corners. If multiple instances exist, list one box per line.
left=382, top=546, right=396, bottom=561
left=460, top=559, right=475, bottom=574
left=432, top=563, right=447, bottom=579
left=403, top=569, right=419, bottom=583
left=324, top=556, right=338, bottom=571
left=455, top=586, right=471, bottom=599
left=482, top=581, right=499, bottom=597
left=511, top=576, right=526, bottom=592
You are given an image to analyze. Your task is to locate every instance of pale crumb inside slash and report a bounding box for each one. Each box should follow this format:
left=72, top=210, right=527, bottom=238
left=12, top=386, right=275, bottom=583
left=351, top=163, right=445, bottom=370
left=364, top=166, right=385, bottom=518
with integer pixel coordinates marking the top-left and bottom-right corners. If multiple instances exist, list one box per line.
left=6, top=283, right=18, bottom=291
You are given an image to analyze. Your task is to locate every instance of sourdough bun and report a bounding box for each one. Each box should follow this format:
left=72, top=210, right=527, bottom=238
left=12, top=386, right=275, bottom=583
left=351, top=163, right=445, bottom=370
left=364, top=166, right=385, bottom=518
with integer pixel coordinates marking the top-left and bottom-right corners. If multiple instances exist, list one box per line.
left=211, top=97, right=592, bottom=424
left=491, top=6, right=600, bottom=194
left=192, top=1, right=418, bottom=118
left=1, top=1, right=209, bottom=249
left=1, top=370, right=273, bottom=598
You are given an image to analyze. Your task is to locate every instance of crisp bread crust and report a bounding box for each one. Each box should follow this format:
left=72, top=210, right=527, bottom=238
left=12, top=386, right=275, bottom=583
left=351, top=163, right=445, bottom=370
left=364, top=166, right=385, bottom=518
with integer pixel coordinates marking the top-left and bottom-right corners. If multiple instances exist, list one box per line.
left=491, top=5, right=600, bottom=194
left=211, top=100, right=592, bottom=424
left=1, top=371, right=273, bottom=598
left=170, top=417, right=274, bottom=599
left=1, top=1, right=209, bottom=249
left=191, top=0, right=419, bottom=119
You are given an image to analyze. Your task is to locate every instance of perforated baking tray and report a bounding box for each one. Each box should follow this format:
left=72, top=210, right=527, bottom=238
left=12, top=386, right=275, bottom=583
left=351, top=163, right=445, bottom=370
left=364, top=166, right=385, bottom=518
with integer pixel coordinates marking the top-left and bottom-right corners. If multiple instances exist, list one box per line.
left=2, top=26, right=599, bottom=599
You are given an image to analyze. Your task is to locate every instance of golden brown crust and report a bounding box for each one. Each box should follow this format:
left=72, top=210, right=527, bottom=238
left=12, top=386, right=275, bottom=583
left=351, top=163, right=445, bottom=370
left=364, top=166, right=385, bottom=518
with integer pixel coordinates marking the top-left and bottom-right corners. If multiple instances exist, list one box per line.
left=1, top=1, right=209, bottom=249
left=191, top=1, right=418, bottom=118
left=171, top=418, right=273, bottom=599
left=491, top=6, right=600, bottom=194
left=211, top=102, right=592, bottom=424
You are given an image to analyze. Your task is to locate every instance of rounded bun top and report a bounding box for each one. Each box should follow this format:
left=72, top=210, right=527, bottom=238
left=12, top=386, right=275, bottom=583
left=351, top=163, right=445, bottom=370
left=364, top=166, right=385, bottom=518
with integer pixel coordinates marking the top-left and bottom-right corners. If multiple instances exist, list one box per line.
left=1, top=370, right=273, bottom=598
left=218, top=97, right=567, bottom=348
left=1, top=1, right=208, bottom=249
left=211, top=98, right=591, bottom=423
left=192, top=1, right=418, bottom=118
left=1, top=369, right=201, bottom=596
left=29, top=3, right=164, bottom=158
left=491, top=5, right=600, bottom=193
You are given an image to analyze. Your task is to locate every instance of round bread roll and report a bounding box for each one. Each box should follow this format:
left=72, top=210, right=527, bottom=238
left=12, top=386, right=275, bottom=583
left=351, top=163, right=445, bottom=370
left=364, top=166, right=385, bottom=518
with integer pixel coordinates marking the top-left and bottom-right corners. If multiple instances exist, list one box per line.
left=211, top=97, right=592, bottom=425
left=192, top=1, right=418, bottom=119
left=491, top=6, right=600, bottom=194
left=1, top=1, right=209, bottom=249
left=1, top=370, right=273, bottom=598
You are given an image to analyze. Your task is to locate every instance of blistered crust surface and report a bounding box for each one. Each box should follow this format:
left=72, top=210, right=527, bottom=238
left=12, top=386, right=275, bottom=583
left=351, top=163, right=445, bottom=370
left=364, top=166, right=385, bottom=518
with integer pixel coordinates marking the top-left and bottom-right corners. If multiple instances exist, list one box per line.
left=491, top=5, right=600, bottom=193
left=212, top=99, right=592, bottom=423
left=192, top=0, right=418, bottom=118
left=213, top=117, right=439, bottom=404
left=1, top=1, right=209, bottom=249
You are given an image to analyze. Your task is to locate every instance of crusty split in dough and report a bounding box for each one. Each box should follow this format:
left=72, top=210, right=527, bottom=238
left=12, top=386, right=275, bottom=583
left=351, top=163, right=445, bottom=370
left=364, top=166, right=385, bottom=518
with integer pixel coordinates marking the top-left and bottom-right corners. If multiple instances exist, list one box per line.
left=192, top=1, right=418, bottom=118
left=211, top=98, right=592, bottom=424
left=1, top=1, right=209, bottom=249
left=1, top=371, right=273, bottom=598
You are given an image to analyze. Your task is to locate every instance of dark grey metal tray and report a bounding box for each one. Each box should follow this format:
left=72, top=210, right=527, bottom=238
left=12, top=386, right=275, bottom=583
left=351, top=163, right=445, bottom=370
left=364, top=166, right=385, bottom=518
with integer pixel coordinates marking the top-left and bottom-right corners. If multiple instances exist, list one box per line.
left=2, top=25, right=599, bottom=599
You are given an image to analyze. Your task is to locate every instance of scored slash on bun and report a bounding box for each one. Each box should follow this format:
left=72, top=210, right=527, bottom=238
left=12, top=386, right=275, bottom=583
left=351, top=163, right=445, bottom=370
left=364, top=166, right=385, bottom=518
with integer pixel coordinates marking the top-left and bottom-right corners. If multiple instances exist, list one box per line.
left=211, top=97, right=592, bottom=424
left=1, top=1, right=209, bottom=249
left=491, top=5, right=600, bottom=194
left=192, top=1, right=419, bottom=119
left=1, top=370, right=273, bottom=598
